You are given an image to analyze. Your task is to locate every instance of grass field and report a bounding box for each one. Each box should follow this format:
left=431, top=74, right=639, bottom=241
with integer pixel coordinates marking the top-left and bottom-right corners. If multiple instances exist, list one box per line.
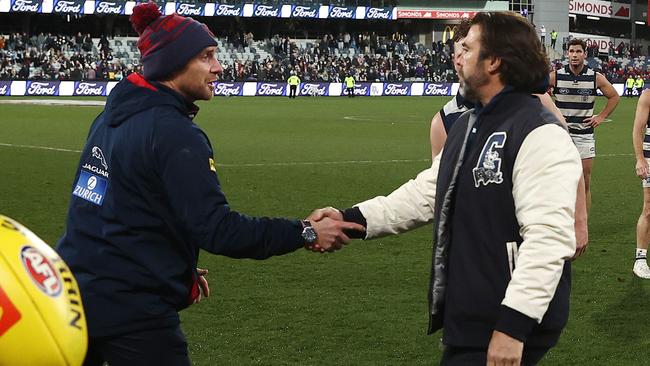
left=1, top=95, right=648, bottom=365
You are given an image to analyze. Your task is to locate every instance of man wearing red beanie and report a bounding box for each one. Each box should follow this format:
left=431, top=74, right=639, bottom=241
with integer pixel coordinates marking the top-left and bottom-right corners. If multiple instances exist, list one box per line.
left=56, top=3, right=364, bottom=365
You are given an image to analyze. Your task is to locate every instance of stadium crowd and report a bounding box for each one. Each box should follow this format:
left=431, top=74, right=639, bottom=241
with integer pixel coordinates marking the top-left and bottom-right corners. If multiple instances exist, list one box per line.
left=0, top=31, right=457, bottom=82
left=0, top=32, right=137, bottom=80
left=219, top=32, right=458, bottom=82
left=1, top=30, right=649, bottom=83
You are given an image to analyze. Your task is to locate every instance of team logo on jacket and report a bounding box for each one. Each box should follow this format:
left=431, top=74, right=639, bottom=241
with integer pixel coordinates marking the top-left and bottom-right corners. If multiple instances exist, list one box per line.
left=473, top=132, right=507, bottom=187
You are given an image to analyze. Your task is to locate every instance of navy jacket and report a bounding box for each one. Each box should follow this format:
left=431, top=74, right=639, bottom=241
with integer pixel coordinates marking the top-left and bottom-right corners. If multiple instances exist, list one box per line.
left=56, top=74, right=304, bottom=338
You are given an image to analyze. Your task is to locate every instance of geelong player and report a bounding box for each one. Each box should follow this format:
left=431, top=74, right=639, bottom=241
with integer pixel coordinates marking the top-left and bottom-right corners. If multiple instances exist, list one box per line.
left=632, top=89, right=650, bottom=278
left=549, top=38, right=620, bottom=212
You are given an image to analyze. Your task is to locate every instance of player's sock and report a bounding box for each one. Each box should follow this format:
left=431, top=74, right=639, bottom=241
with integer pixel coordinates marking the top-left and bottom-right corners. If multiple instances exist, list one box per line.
left=635, top=248, right=647, bottom=261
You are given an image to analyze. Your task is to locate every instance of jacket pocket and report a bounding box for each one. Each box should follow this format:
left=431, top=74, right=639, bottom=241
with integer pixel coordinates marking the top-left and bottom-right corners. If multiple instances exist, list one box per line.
left=506, top=241, right=519, bottom=275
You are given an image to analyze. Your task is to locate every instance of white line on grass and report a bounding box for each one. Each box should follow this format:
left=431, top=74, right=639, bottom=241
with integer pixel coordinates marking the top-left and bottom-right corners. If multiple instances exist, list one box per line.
left=218, top=159, right=431, bottom=167
left=0, top=142, right=635, bottom=165
left=0, top=142, right=429, bottom=166
left=0, top=142, right=82, bottom=153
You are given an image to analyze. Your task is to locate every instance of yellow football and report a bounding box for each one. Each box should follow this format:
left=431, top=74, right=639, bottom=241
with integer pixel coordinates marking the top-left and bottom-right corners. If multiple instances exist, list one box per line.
left=0, top=215, right=87, bottom=366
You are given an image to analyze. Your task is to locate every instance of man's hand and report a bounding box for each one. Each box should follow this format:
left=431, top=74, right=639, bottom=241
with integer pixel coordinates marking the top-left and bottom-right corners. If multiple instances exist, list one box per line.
left=307, top=207, right=343, bottom=222
left=486, top=331, right=523, bottom=366
left=636, top=158, right=649, bottom=179
left=304, top=218, right=365, bottom=253
left=193, top=268, right=210, bottom=304
left=573, top=220, right=588, bottom=260
left=583, top=114, right=605, bottom=128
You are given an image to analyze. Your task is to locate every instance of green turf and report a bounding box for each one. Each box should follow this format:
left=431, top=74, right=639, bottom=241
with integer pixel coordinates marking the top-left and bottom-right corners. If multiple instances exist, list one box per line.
left=0, top=95, right=647, bottom=365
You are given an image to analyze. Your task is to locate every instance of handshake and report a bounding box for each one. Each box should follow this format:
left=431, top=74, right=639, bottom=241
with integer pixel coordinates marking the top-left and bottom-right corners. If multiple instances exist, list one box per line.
left=303, top=207, right=366, bottom=253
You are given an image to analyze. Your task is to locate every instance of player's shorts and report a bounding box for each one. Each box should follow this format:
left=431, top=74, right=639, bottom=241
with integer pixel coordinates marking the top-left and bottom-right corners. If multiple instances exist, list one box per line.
left=643, top=158, right=650, bottom=188
left=570, top=133, right=595, bottom=160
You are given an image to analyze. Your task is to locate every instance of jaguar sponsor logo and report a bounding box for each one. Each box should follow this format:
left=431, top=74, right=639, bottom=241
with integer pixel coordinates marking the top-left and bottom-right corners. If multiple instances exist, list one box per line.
left=27, top=82, right=58, bottom=95
left=257, top=83, right=285, bottom=96
left=384, top=84, right=409, bottom=96
left=300, top=83, right=327, bottom=96
left=215, top=4, right=241, bottom=16
left=74, top=82, right=105, bottom=96
left=176, top=3, right=203, bottom=16
left=254, top=5, right=279, bottom=17
left=424, top=83, right=451, bottom=96
left=329, top=6, right=355, bottom=18
left=54, top=0, right=82, bottom=13
left=292, top=5, right=317, bottom=18
left=366, top=7, right=391, bottom=19
left=95, top=1, right=123, bottom=14
left=214, top=83, right=242, bottom=96
left=11, top=0, right=41, bottom=12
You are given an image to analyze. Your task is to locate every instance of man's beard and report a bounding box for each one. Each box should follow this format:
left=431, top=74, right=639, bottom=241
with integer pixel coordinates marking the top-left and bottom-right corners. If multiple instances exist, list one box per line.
left=460, top=63, right=489, bottom=103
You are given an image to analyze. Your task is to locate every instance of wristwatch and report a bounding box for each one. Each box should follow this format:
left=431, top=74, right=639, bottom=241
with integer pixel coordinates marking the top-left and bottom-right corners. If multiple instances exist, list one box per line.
left=301, top=220, right=317, bottom=244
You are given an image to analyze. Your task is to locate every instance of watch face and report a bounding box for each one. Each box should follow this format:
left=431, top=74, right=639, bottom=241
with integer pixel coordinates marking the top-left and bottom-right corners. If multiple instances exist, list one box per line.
left=302, top=227, right=317, bottom=243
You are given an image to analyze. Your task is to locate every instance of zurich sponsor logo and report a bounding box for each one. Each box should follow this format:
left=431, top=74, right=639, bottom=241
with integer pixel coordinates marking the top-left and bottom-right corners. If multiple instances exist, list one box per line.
left=73, top=170, right=108, bottom=205
left=384, top=84, right=409, bottom=96
left=424, top=83, right=450, bottom=96
left=292, top=5, right=316, bottom=17
left=0, top=85, right=8, bottom=95
left=257, top=83, right=284, bottom=96
left=27, top=82, right=57, bottom=95
left=215, top=4, right=241, bottom=16
left=330, top=6, right=354, bottom=18
left=11, top=0, right=40, bottom=12
left=254, top=5, right=279, bottom=17
left=54, top=0, right=81, bottom=12
left=95, top=1, right=123, bottom=14
left=214, top=83, right=241, bottom=96
left=366, top=8, right=390, bottom=19
left=176, top=3, right=202, bottom=16
left=301, top=83, right=327, bottom=96
left=74, top=82, right=105, bottom=96
left=20, top=246, right=62, bottom=297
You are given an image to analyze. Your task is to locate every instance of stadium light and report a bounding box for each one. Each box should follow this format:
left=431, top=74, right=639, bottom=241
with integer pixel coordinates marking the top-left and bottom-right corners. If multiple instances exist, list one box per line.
left=586, top=16, right=600, bottom=20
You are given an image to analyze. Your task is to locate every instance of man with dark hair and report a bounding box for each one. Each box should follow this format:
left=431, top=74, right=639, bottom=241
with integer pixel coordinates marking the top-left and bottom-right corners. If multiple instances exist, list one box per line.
left=55, top=3, right=363, bottom=365
left=313, top=11, right=581, bottom=365
left=550, top=38, right=620, bottom=212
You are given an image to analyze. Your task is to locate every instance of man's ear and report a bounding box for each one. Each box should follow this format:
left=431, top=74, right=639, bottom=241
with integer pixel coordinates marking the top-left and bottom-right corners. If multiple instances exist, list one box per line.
left=487, top=56, right=501, bottom=75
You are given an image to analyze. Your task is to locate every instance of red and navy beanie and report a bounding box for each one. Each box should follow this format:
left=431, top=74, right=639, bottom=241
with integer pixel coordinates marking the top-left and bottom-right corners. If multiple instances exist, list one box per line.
left=130, top=2, right=217, bottom=80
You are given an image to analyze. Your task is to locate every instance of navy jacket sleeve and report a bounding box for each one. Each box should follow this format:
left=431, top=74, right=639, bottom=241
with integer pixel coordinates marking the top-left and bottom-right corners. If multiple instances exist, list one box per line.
left=152, top=115, right=304, bottom=259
